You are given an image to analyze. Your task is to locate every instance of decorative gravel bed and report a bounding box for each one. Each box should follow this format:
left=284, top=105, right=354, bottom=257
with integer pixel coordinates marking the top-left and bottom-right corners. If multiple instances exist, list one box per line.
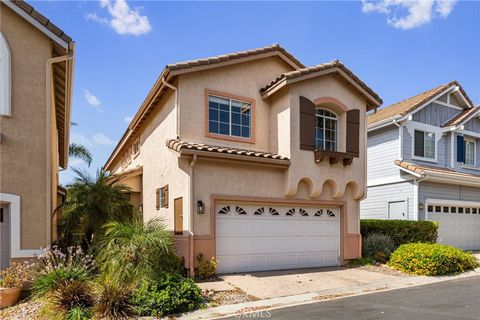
left=0, top=301, right=45, bottom=320
left=359, top=264, right=410, bottom=277
left=204, top=288, right=258, bottom=307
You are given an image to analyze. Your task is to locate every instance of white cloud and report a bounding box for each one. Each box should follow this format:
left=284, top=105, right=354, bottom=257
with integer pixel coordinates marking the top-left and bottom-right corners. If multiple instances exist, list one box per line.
left=84, top=89, right=102, bottom=107
left=71, top=132, right=115, bottom=147
left=362, top=0, right=458, bottom=30
left=124, top=115, right=133, bottom=123
left=87, top=0, right=151, bottom=36
left=92, top=133, right=115, bottom=145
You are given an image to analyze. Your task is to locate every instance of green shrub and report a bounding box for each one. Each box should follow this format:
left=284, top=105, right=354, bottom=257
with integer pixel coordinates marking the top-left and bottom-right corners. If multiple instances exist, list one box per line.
left=132, top=273, right=204, bottom=317
left=96, top=215, right=176, bottom=283
left=33, top=246, right=95, bottom=298
left=65, top=307, right=91, bottom=320
left=0, top=261, right=35, bottom=288
left=94, top=280, right=137, bottom=319
left=347, top=257, right=374, bottom=267
left=196, top=253, right=218, bottom=279
left=361, top=219, right=438, bottom=247
left=388, top=243, right=479, bottom=276
left=362, top=233, right=396, bottom=263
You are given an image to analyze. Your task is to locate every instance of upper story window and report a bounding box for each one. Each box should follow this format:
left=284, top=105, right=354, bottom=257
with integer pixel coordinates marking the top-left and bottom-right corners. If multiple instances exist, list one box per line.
left=465, top=139, right=476, bottom=166
left=207, top=93, right=252, bottom=140
left=0, top=32, right=11, bottom=116
left=414, top=129, right=435, bottom=160
left=315, top=109, right=337, bottom=151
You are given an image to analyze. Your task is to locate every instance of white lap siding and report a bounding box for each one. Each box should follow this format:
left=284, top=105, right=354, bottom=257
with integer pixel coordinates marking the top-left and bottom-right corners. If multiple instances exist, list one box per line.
left=418, top=182, right=480, bottom=221
left=361, top=181, right=415, bottom=220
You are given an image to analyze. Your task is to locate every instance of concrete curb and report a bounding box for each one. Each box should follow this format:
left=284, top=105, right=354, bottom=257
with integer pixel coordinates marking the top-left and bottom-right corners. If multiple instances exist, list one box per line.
left=178, top=268, right=480, bottom=319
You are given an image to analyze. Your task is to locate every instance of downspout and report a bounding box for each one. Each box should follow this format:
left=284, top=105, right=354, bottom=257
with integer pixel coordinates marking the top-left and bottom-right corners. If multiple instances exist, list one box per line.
left=45, top=52, right=74, bottom=247
left=161, top=77, right=179, bottom=138
left=188, top=154, right=197, bottom=277
left=413, top=173, right=429, bottom=221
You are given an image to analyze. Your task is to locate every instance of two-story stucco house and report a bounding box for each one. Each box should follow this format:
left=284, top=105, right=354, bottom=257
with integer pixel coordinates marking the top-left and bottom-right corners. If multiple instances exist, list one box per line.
left=0, top=0, right=75, bottom=269
left=361, top=81, right=480, bottom=250
left=104, top=44, right=382, bottom=274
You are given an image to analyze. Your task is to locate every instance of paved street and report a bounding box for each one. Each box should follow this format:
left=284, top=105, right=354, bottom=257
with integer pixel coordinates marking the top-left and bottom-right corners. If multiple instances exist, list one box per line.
left=222, top=276, right=480, bottom=320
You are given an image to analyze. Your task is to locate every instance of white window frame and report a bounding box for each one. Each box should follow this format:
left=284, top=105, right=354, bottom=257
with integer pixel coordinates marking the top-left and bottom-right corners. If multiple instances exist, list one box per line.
left=412, top=129, right=436, bottom=162
left=315, top=108, right=338, bottom=151
left=0, top=32, right=11, bottom=116
left=207, top=94, right=252, bottom=139
left=464, top=138, right=476, bottom=166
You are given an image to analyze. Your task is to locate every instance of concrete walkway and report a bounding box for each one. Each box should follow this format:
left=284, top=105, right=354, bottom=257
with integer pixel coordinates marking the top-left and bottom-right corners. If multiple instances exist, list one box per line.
left=187, top=263, right=480, bottom=320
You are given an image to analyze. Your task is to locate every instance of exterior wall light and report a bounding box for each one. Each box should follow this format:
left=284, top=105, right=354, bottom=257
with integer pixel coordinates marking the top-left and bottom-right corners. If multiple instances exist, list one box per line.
left=418, top=203, right=424, bottom=211
left=197, top=200, right=204, bottom=214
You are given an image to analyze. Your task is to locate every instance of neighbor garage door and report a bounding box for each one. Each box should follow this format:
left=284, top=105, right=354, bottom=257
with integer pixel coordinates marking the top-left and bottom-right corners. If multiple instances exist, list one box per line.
left=427, top=200, right=480, bottom=250
left=215, top=202, right=340, bottom=273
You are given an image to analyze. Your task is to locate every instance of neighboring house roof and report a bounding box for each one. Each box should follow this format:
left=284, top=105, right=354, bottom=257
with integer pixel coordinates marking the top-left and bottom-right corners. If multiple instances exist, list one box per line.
left=395, top=160, right=480, bottom=187
left=166, top=139, right=290, bottom=166
left=442, top=106, right=480, bottom=127
left=368, top=81, right=474, bottom=126
left=4, top=0, right=73, bottom=48
left=260, top=60, right=383, bottom=109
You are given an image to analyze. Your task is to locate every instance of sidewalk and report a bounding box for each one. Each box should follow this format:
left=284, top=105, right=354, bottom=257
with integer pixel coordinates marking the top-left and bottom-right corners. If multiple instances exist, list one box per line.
left=182, top=263, right=480, bottom=320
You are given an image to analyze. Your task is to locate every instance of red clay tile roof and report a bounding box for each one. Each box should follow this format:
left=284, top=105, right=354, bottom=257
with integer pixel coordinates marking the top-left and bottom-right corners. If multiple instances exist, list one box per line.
left=368, top=81, right=473, bottom=126
left=442, top=106, right=480, bottom=127
left=166, top=139, right=290, bottom=161
left=167, top=44, right=304, bottom=72
left=395, top=160, right=480, bottom=179
left=260, top=60, right=382, bottom=107
left=8, top=0, right=73, bottom=44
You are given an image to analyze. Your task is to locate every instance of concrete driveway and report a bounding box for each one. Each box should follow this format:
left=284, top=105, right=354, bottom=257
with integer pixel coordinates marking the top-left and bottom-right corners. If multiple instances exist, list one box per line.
left=198, top=266, right=402, bottom=299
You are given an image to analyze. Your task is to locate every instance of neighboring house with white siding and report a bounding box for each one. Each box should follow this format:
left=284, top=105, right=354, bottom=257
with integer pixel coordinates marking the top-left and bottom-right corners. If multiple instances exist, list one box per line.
left=360, top=81, right=480, bottom=250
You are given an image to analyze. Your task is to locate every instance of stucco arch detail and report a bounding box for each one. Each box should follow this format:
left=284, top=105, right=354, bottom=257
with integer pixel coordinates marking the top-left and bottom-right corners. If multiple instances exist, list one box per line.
left=344, top=181, right=363, bottom=200
left=313, top=97, right=348, bottom=114
left=321, top=179, right=342, bottom=199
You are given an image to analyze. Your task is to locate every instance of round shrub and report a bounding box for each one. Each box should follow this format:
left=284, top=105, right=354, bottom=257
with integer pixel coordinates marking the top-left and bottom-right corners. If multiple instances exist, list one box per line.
left=388, top=243, right=480, bottom=276
left=132, top=273, right=204, bottom=317
left=362, top=233, right=396, bottom=263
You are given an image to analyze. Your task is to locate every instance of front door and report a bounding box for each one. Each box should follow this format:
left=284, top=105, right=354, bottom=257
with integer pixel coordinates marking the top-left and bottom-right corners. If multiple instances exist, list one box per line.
left=174, top=197, right=183, bottom=235
left=388, top=201, right=407, bottom=220
left=0, top=205, right=10, bottom=270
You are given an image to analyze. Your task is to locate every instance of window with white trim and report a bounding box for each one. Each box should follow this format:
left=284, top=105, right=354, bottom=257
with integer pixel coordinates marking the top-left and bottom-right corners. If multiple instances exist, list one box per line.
left=465, top=139, right=476, bottom=166
left=414, top=130, right=435, bottom=160
left=315, top=109, right=337, bottom=151
left=0, top=32, right=11, bottom=116
left=208, top=95, right=251, bottom=139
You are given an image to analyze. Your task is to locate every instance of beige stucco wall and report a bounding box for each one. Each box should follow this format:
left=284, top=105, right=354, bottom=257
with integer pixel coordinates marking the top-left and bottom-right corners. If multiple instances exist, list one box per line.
left=0, top=4, right=56, bottom=250
left=178, top=56, right=294, bottom=151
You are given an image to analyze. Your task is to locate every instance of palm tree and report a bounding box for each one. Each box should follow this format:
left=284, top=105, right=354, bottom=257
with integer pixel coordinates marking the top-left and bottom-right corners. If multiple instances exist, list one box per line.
left=59, top=168, right=133, bottom=248
left=97, top=215, right=175, bottom=283
left=68, top=143, right=92, bottom=166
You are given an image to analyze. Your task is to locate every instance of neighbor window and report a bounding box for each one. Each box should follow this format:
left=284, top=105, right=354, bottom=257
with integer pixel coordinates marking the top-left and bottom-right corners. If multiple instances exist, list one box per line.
left=414, top=130, right=435, bottom=159
left=156, top=185, right=169, bottom=209
left=208, top=95, right=251, bottom=139
left=315, top=109, right=337, bottom=151
left=465, top=139, right=476, bottom=166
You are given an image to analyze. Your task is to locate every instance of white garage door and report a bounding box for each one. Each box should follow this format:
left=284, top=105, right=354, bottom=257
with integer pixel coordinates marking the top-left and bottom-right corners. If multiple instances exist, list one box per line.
left=215, top=203, right=340, bottom=274
left=427, top=201, right=480, bottom=250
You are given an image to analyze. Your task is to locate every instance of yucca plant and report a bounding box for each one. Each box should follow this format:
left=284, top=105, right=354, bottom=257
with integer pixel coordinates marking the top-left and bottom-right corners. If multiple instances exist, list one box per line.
left=96, top=215, right=175, bottom=283
left=58, top=168, right=134, bottom=248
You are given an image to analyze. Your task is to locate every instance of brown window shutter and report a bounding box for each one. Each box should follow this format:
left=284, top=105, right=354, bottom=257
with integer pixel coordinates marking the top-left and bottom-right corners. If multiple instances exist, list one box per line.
left=164, top=185, right=169, bottom=208
left=299, top=96, right=316, bottom=151
left=346, top=109, right=360, bottom=157
left=156, top=188, right=160, bottom=210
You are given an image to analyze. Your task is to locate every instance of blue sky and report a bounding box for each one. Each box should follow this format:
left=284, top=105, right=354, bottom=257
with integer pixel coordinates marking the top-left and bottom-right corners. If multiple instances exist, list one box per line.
left=31, top=1, right=479, bottom=184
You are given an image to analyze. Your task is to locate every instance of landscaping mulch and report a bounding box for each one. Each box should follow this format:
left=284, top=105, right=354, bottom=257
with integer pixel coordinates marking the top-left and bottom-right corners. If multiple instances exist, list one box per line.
left=359, top=264, right=410, bottom=277
left=0, top=301, right=45, bottom=320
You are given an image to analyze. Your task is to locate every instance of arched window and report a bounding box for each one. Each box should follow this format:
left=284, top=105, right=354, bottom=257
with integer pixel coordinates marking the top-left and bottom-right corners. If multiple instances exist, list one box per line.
left=315, top=109, right=337, bottom=151
left=0, top=32, right=11, bottom=116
